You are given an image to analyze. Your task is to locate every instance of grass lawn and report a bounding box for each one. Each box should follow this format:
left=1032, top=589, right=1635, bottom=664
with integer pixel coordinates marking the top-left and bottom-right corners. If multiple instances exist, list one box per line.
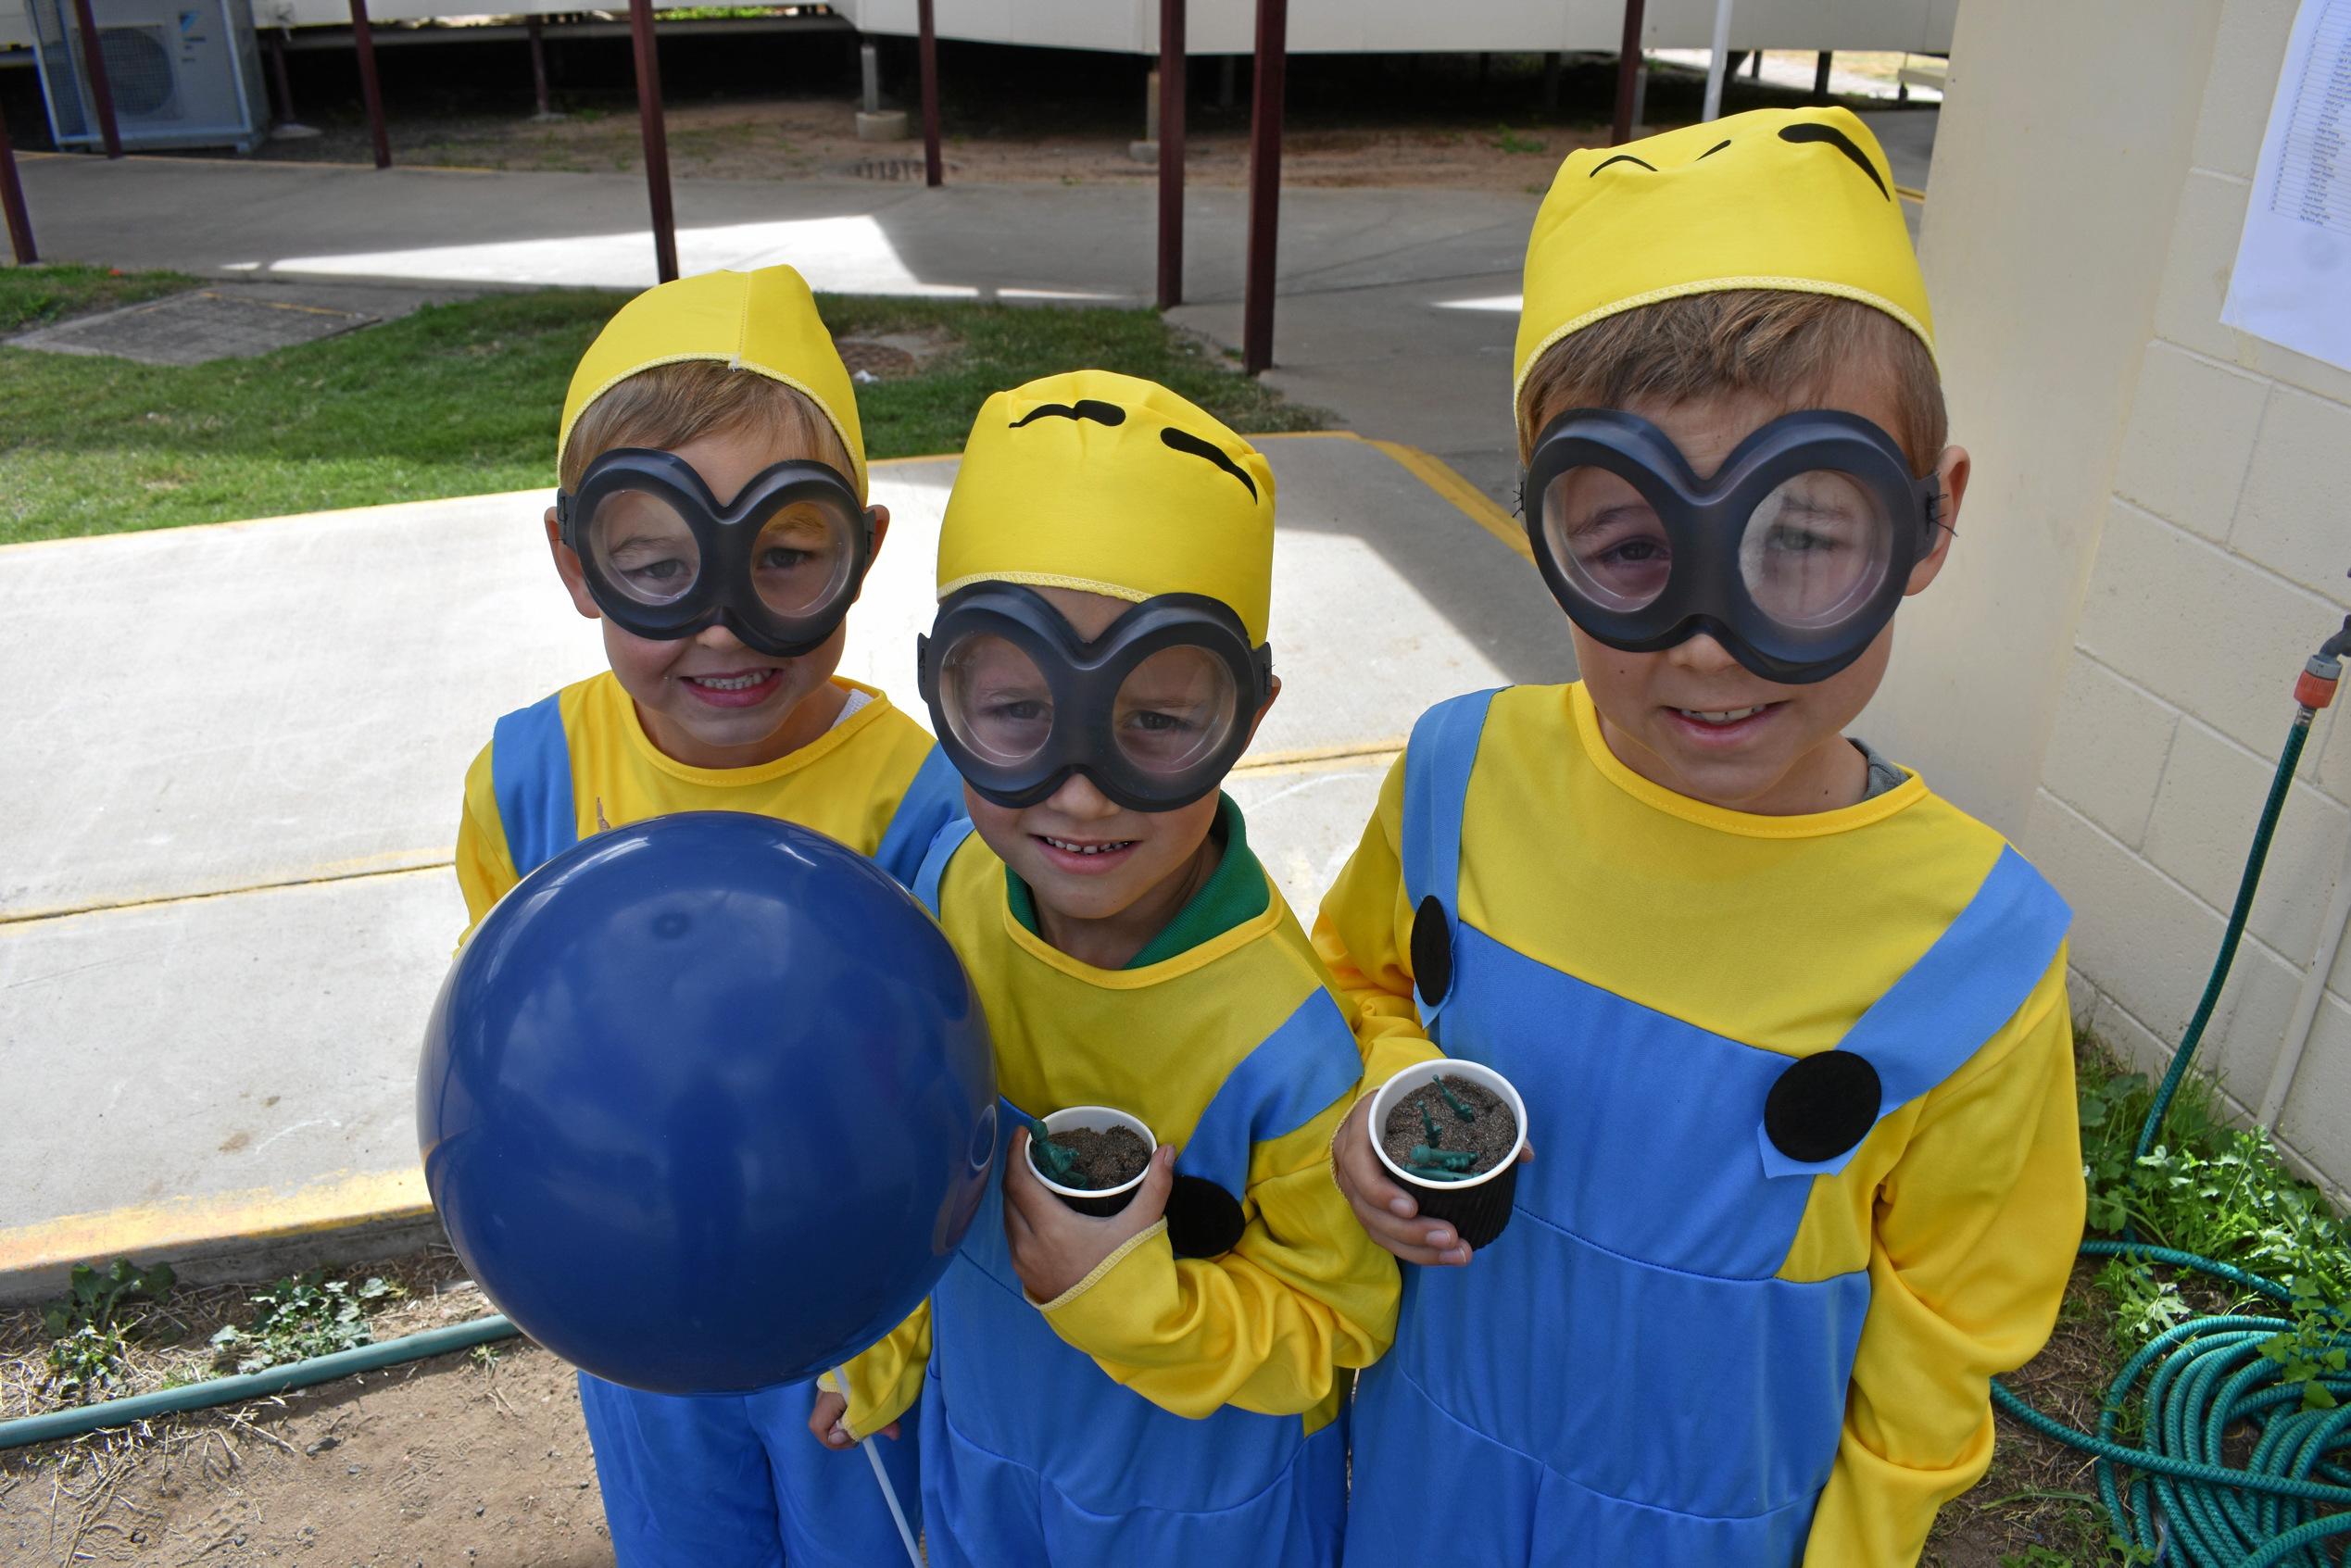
left=0, top=266, right=1325, bottom=546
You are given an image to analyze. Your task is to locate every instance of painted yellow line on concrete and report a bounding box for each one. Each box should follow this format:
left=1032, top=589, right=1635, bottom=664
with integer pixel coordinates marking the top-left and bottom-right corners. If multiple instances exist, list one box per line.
left=1237, top=746, right=1402, bottom=782
left=1233, top=736, right=1408, bottom=774
left=0, top=1168, right=432, bottom=1281
left=1366, top=438, right=1533, bottom=565
left=2, top=858, right=452, bottom=930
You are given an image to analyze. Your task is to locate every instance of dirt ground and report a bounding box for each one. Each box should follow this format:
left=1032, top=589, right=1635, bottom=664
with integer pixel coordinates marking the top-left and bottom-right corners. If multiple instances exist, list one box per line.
left=1, top=1251, right=611, bottom=1568
left=258, top=91, right=1618, bottom=192
left=1, top=1246, right=2141, bottom=1566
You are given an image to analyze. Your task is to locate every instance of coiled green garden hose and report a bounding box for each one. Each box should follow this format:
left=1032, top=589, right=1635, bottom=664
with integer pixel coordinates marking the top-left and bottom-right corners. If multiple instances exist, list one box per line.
left=1990, top=680, right=2351, bottom=1566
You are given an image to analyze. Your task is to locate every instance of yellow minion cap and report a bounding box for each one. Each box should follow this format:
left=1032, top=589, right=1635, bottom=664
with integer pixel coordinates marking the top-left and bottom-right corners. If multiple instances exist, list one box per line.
left=1514, top=107, right=1934, bottom=431
left=937, top=370, right=1278, bottom=645
left=557, top=266, right=868, bottom=496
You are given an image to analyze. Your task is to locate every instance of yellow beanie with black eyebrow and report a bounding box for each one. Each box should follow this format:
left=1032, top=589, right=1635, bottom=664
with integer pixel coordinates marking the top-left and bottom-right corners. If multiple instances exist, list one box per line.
left=558, top=265, right=868, bottom=496
left=1515, top=107, right=1933, bottom=436
left=937, top=370, right=1278, bottom=645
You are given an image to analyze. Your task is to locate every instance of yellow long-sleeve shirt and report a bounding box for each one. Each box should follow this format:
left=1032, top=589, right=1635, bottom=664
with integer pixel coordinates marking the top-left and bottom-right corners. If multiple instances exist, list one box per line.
left=455, top=671, right=957, bottom=932
left=1319, top=682, right=2083, bottom=1568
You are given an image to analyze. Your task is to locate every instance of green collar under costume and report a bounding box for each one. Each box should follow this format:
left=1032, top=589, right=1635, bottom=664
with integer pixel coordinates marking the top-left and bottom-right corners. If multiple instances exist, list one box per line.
left=1004, top=794, right=1269, bottom=969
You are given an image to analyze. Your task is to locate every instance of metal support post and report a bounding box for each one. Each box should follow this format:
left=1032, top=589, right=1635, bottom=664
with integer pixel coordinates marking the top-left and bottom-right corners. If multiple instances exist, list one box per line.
left=68, top=0, right=123, bottom=158
left=348, top=0, right=391, bottom=168
left=917, top=0, right=942, bottom=187
left=1156, top=0, right=1185, bottom=309
left=1240, top=0, right=1286, bottom=375
left=1611, top=0, right=1645, bottom=144
left=0, top=107, right=36, bottom=263
left=626, top=0, right=678, bottom=281
left=527, top=15, right=553, bottom=118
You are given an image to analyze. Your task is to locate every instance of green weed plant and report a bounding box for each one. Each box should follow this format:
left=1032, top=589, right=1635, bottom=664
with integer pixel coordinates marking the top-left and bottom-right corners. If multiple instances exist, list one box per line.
left=210, top=1272, right=404, bottom=1375
left=39, top=1258, right=177, bottom=1404
left=2077, top=1052, right=2348, bottom=1413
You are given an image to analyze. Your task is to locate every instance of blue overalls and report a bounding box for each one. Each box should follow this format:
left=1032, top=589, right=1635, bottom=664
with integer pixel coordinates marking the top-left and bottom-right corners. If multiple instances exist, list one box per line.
left=490, top=694, right=962, bottom=1568
left=908, top=823, right=1360, bottom=1568
left=1344, top=690, right=2069, bottom=1566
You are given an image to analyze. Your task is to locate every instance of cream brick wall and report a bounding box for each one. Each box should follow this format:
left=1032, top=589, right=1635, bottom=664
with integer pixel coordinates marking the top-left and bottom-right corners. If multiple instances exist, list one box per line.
left=2015, top=0, right=2351, bottom=1198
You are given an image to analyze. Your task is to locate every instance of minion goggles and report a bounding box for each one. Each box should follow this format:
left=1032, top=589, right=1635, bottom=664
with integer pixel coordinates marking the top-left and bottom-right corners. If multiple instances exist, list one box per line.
left=918, top=583, right=1273, bottom=813
left=1521, top=407, right=1942, bottom=684
left=557, top=447, right=876, bottom=658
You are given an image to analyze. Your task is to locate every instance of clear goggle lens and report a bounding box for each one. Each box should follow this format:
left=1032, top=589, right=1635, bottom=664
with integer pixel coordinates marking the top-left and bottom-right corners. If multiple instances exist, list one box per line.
left=1736, top=470, right=1895, bottom=629
left=1539, top=466, right=1671, bottom=612
left=1111, top=646, right=1238, bottom=776
left=941, top=634, right=1054, bottom=768
left=585, top=491, right=702, bottom=608
left=751, top=500, right=858, bottom=619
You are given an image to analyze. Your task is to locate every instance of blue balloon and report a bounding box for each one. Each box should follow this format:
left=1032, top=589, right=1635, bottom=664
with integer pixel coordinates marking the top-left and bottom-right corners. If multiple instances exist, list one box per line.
left=419, top=811, right=997, bottom=1396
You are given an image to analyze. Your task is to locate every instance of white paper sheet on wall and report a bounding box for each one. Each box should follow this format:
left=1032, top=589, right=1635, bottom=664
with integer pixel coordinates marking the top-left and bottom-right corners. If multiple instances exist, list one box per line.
left=2222, top=0, right=2351, bottom=372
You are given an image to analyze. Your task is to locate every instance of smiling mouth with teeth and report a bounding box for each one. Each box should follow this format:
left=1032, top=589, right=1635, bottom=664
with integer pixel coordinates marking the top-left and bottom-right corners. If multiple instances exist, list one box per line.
left=1039, top=835, right=1138, bottom=856
left=683, top=671, right=775, bottom=692
left=1676, top=705, right=1771, bottom=725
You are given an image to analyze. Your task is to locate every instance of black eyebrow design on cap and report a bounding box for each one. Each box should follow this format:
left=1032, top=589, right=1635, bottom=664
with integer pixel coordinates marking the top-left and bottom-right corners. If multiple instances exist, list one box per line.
left=1698, top=138, right=1732, bottom=160
left=1160, top=427, right=1258, bottom=501
left=1777, top=122, right=1889, bottom=199
left=1588, top=154, right=1657, bottom=177
left=1011, top=398, right=1127, bottom=430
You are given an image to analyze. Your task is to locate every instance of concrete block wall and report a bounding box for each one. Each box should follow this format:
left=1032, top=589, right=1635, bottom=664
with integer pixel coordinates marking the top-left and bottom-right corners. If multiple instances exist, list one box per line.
left=2018, top=0, right=2351, bottom=1201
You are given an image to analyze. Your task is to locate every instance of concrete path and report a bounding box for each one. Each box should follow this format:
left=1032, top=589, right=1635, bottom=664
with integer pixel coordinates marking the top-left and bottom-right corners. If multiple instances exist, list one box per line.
left=0, top=433, right=1567, bottom=1298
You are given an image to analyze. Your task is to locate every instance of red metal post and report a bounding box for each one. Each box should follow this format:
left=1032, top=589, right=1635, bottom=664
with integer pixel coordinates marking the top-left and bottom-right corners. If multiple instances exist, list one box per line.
left=627, top=0, right=678, bottom=282
left=67, top=0, right=123, bottom=158
left=1239, top=0, right=1285, bottom=374
left=917, top=0, right=942, bottom=187
left=1611, top=0, right=1646, bottom=145
left=348, top=0, right=391, bottom=168
left=0, top=107, right=37, bottom=263
left=1156, top=0, right=1185, bottom=309
left=267, top=30, right=297, bottom=124
left=527, top=14, right=552, bottom=118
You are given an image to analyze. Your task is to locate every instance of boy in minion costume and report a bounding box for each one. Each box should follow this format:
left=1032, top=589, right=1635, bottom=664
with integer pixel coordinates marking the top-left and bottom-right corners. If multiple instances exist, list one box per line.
left=1317, top=109, right=2086, bottom=1566
left=455, top=266, right=961, bottom=1565
left=814, top=370, right=1399, bottom=1566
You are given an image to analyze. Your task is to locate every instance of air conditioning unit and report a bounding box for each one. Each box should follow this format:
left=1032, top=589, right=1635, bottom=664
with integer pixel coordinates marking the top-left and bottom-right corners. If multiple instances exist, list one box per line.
left=29, top=0, right=269, bottom=154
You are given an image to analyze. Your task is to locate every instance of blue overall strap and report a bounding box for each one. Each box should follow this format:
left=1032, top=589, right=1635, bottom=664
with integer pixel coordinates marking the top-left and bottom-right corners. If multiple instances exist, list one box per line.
left=490, top=692, right=579, bottom=878
left=1758, top=846, right=2073, bottom=1179
left=1397, top=688, right=1500, bottom=1026
left=1176, top=988, right=1364, bottom=1194
left=911, top=817, right=978, bottom=919
left=873, top=743, right=966, bottom=891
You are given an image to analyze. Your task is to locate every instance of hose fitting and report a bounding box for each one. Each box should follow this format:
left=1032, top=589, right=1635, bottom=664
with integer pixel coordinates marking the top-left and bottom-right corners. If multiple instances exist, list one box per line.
left=2296, top=652, right=2340, bottom=711
left=2298, top=607, right=2349, bottom=711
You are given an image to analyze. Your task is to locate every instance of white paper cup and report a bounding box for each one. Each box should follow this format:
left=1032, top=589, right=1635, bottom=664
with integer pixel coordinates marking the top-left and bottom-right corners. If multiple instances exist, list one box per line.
left=1031, top=1105, right=1157, bottom=1217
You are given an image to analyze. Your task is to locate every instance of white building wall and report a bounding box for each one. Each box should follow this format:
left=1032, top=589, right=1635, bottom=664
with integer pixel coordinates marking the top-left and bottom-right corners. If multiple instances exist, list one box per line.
left=3, top=0, right=1956, bottom=74
left=1884, top=0, right=2351, bottom=1198
left=2029, top=0, right=2351, bottom=1198
left=836, top=0, right=1955, bottom=56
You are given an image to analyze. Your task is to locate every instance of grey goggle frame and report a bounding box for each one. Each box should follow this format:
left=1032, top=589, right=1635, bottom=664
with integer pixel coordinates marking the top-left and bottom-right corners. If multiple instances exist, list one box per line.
left=557, top=447, right=875, bottom=659
left=1520, top=408, right=1941, bottom=684
left=917, top=583, right=1274, bottom=814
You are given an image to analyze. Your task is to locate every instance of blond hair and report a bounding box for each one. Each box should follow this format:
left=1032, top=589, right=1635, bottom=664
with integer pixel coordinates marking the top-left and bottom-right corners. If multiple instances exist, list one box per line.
left=1515, top=290, right=1946, bottom=474
left=559, top=359, right=858, bottom=494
